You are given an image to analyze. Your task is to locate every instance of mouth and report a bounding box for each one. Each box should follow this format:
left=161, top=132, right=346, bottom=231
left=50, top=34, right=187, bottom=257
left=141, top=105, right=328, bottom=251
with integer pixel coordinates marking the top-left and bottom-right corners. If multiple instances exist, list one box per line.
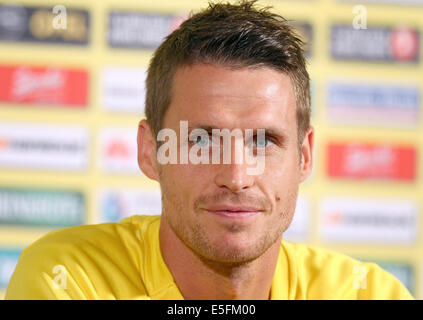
left=202, top=205, right=263, bottom=219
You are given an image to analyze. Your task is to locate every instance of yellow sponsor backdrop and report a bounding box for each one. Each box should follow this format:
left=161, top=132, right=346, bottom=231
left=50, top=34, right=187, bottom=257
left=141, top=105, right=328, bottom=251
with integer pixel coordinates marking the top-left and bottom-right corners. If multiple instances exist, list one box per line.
left=0, top=0, right=422, bottom=299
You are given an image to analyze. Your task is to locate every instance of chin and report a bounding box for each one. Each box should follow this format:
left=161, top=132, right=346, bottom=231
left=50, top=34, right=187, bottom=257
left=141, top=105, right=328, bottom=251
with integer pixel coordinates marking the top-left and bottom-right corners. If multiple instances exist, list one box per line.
left=201, top=235, right=270, bottom=264
left=199, top=248, right=254, bottom=264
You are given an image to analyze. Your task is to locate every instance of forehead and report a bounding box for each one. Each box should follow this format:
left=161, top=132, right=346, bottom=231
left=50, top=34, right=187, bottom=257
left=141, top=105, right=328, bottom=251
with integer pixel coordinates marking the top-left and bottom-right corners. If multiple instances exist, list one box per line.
left=166, top=63, right=296, bottom=131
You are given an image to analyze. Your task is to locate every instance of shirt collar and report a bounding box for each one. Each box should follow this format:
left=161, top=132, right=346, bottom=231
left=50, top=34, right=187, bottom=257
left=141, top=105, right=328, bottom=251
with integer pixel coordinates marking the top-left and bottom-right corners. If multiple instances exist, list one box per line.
left=269, top=241, right=291, bottom=300
left=143, top=217, right=184, bottom=300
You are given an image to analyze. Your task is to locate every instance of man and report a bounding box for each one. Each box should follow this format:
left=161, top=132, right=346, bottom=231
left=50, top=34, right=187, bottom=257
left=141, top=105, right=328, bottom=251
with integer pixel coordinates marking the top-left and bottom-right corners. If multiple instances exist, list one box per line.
left=5, top=0, right=413, bottom=299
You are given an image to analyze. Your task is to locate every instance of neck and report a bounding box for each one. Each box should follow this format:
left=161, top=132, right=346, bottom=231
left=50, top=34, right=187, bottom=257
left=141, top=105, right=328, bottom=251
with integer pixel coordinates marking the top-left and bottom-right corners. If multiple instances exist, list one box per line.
left=159, top=215, right=281, bottom=300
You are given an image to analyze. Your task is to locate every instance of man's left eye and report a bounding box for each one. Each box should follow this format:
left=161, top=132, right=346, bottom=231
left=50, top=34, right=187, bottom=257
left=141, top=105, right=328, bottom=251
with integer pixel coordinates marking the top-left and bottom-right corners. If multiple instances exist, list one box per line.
left=254, top=136, right=273, bottom=148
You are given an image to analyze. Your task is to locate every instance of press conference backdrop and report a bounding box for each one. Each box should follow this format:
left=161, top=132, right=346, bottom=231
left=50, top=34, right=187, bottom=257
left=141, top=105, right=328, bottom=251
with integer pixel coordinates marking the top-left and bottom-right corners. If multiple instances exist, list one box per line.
left=0, top=0, right=422, bottom=299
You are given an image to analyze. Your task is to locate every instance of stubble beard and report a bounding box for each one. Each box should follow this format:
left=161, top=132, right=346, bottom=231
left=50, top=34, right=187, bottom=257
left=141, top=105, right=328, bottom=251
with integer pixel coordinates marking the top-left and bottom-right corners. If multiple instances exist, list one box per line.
left=159, top=170, right=299, bottom=268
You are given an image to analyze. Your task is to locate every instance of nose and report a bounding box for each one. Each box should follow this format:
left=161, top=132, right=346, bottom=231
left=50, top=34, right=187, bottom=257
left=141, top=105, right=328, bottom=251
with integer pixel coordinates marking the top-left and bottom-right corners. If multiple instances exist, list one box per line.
left=214, top=162, right=255, bottom=192
left=213, top=138, right=255, bottom=192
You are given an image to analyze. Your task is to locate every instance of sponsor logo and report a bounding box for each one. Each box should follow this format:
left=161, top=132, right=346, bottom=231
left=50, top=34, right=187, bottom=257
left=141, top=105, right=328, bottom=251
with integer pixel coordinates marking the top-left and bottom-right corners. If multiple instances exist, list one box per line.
left=0, top=123, right=88, bottom=171
left=390, top=27, right=420, bottom=61
left=283, top=196, right=310, bottom=242
left=108, top=11, right=186, bottom=49
left=331, top=24, right=419, bottom=62
left=0, top=4, right=89, bottom=45
left=0, top=248, right=22, bottom=289
left=101, top=67, right=146, bottom=114
left=0, top=188, right=84, bottom=227
left=99, top=188, right=161, bottom=223
left=327, top=142, right=416, bottom=180
left=99, top=127, right=140, bottom=174
left=0, top=65, right=88, bottom=107
left=328, top=81, right=420, bottom=127
left=320, top=198, right=417, bottom=244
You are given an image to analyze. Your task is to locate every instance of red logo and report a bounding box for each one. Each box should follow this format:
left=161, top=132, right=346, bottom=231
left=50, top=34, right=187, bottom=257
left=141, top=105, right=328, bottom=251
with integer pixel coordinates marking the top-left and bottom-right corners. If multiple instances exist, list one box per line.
left=325, top=211, right=343, bottom=226
left=327, top=142, right=416, bottom=180
left=0, top=137, right=10, bottom=150
left=0, top=65, right=88, bottom=106
left=390, top=27, right=419, bottom=61
left=106, top=140, right=132, bottom=159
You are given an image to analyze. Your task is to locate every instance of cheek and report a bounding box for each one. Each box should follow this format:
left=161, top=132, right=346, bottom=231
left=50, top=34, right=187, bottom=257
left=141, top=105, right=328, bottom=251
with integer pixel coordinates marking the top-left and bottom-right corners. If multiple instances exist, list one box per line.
left=264, top=157, right=300, bottom=185
left=180, top=164, right=211, bottom=183
left=161, top=164, right=211, bottom=197
left=261, top=157, right=300, bottom=206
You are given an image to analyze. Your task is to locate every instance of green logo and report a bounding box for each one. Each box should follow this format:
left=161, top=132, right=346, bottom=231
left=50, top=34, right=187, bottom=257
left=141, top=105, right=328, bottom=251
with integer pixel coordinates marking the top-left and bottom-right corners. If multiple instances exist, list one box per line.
left=0, top=188, right=85, bottom=227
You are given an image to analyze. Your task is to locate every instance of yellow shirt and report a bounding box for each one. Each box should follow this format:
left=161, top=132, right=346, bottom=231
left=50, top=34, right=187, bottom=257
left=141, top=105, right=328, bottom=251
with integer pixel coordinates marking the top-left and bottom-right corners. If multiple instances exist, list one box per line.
left=5, top=215, right=414, bottom=300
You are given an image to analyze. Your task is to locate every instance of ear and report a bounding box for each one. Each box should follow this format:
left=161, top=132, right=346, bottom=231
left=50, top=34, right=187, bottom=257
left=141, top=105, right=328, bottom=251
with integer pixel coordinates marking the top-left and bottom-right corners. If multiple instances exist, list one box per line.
left=299, top=126, right=314, bottom=183
left=137, top=119, right=159, bottom=181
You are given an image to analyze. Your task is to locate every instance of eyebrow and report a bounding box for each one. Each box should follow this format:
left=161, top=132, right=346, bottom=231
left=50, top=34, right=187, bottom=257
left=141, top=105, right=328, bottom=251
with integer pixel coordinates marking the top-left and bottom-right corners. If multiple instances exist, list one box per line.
left=187, top=124, right=289, bottom=146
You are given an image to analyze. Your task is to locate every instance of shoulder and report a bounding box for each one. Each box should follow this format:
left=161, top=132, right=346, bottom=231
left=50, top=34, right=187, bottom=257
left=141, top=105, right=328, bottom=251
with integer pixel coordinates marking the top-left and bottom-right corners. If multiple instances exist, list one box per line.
left=5, top=215, right=160, bottom=299
left=19, top=214, right=160, bottom=257
left=281, top=241, right=414, bottom=300
left=18, top=215, right=155, bottom=262
left=282, top=241, right=360, bottom=269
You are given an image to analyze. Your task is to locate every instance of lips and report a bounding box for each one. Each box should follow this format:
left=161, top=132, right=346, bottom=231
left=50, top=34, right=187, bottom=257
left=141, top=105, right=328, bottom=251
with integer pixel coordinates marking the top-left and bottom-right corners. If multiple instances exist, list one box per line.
left=203, top=204, right=263, bottom=218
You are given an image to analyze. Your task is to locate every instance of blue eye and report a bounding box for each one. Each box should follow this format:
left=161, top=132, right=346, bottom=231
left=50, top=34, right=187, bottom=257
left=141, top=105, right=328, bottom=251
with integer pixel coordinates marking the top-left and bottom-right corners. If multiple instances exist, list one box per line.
left=194, top=134, right=211, bottom=147
left=254, top=136, right=272, bottom=148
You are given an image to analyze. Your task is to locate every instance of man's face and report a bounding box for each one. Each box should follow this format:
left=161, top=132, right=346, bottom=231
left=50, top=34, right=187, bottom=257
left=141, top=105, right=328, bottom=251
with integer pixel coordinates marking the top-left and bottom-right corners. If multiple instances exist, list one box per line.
left=155, top=63, right=310, bottom=264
